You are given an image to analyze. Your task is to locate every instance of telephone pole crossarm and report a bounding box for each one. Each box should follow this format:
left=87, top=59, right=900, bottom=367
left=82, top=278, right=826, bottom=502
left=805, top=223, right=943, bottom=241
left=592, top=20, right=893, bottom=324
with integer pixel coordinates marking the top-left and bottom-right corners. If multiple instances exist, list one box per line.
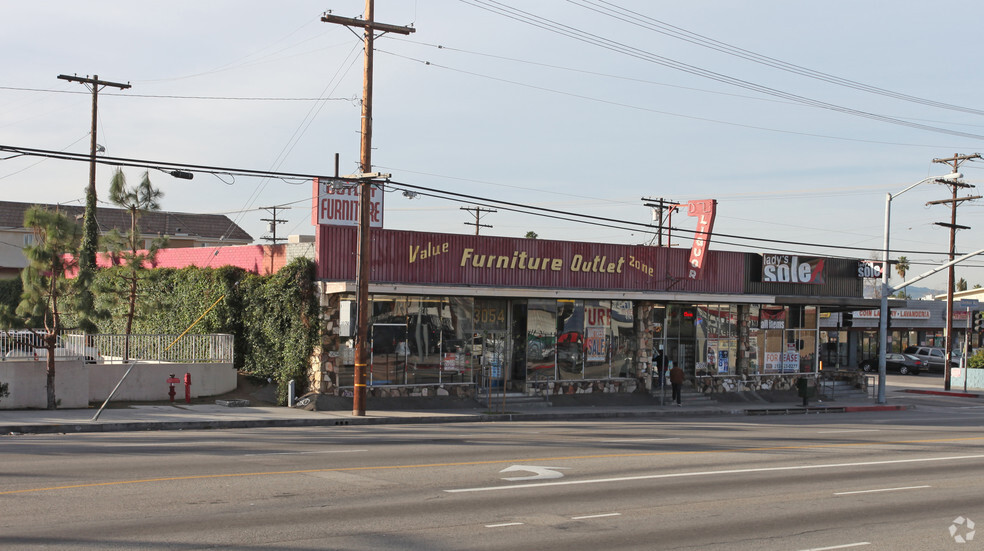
left=320, top=13, right=416, bottom=35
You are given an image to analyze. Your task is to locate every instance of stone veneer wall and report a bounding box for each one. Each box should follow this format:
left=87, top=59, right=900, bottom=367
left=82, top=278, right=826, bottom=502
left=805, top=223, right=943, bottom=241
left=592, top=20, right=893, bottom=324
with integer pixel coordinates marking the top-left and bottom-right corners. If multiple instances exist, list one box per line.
left=527, top=379, right=640, bottom=397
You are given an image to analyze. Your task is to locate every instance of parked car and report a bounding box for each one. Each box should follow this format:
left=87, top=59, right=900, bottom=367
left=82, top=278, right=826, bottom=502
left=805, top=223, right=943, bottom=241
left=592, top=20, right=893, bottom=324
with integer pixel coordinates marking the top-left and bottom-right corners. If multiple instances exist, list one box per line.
left=858, top=353, right=923, bottom=375
left=902, top=346, right=959, bottom=373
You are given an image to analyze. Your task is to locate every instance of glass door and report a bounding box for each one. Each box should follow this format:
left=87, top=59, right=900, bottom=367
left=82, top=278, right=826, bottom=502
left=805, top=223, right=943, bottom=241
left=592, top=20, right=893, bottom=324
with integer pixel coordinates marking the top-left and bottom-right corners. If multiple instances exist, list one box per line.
left=371, top=323, right=408, bottom=385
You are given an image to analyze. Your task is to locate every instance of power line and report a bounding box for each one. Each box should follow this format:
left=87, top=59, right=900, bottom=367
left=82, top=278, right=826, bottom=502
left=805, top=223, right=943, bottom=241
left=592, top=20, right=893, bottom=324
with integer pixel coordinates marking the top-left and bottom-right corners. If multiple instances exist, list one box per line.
left=457, top=1, right=984, bottom=141
left=2, top=143, right=976, bottom=260
left=567, top=0, right=984, bottom=117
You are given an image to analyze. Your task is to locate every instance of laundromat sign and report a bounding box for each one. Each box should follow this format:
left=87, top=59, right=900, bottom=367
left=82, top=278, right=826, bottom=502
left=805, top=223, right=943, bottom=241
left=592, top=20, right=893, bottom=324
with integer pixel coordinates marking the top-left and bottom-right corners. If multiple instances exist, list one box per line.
left=762, top=255, right=825, bottom=285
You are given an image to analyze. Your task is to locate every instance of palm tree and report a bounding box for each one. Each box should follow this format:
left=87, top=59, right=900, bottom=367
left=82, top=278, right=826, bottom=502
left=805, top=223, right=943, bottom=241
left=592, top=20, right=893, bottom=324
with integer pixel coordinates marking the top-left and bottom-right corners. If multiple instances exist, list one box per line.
left=957, top=277, right=968, bottom=292
left=894, top=256, right=910, bottom=299
left=895, top=256, right=909, bottom=280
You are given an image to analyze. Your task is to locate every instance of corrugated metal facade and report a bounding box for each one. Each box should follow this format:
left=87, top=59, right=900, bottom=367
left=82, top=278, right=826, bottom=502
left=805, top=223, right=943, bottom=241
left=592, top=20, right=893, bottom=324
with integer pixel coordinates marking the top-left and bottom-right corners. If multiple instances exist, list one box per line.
left=317, top=226, right=746, bottom=294
left=743, top=254, right=864, bottom=299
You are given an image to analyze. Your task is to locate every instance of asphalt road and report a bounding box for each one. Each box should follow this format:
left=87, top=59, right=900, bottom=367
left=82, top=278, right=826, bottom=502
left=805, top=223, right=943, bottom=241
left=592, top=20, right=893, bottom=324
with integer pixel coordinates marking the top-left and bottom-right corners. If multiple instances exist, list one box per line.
left=3, top=386, right=983, bottom=551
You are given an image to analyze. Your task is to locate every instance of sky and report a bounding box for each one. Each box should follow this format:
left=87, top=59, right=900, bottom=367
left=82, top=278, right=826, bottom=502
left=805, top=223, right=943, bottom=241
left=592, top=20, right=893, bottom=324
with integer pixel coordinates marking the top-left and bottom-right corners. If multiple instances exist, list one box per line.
left=2, top=1, right=983, bottom=293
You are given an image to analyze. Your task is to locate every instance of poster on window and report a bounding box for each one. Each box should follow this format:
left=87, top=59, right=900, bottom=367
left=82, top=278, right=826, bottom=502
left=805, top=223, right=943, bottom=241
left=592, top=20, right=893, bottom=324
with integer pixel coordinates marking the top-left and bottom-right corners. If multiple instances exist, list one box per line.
left=585, top=327, right=606, bottom=362
left=764, top=351, right=781, bottom=372
left=782, top=351, right=800, bottom=373
left=760, top=308, right=786, bottom=330
left=717, top=350, right=729, bottom=373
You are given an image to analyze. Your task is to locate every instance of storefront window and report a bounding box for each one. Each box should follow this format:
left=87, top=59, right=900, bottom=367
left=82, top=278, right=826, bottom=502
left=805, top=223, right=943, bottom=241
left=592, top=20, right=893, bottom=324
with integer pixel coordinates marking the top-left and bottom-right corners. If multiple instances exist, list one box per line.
left=695, top=304, right=738, bottom=376
left=557, top=299, right=583, bottom=379
left=610, top=300, right=635, bottom=378
left=526, top=299, right=557, bottom=381
left=750, top=305, right=818, bottom=374
left=583, top=300, right=611, bottom=379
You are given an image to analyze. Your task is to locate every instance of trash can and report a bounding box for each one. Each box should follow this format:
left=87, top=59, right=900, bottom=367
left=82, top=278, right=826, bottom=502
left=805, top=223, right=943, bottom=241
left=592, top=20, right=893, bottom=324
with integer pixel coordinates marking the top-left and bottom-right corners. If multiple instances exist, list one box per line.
left=796, top=378, right=814, bottom=406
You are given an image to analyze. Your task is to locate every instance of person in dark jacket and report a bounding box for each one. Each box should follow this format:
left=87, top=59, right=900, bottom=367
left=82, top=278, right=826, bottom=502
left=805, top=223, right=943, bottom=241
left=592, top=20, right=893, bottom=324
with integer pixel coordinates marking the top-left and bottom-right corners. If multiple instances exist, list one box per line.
left=669, top=363, right=684, bottom=406
left=652, top=350, right=667, bottom=387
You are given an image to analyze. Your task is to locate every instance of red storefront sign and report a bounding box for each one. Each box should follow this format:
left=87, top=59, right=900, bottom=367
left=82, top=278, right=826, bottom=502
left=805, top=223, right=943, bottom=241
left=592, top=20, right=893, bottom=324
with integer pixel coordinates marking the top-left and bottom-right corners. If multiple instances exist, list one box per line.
left=686, top=199, right=717, bottom=280
left=315, top=225, right=744, bottom=294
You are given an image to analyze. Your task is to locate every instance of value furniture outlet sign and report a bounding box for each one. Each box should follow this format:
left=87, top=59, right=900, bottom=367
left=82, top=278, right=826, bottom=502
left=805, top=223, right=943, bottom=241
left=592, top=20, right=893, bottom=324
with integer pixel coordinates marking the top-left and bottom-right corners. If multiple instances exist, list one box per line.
left=316, top=226, right=746, bottom=293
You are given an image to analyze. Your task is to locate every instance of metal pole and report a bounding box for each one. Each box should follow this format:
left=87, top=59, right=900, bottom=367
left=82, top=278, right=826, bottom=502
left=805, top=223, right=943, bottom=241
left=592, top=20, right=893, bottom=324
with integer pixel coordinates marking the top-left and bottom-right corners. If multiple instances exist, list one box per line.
left=966, top=306, right=971, bottom=393
left=878, top=192, right=891, bottom=404
left=90, top=361, right=137, bottom=421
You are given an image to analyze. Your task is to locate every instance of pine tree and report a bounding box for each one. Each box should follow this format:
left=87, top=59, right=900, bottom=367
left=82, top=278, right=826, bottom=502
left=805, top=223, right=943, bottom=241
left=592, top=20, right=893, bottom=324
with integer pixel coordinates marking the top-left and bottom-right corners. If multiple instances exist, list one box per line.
left=16, top=207, right=84, bottom=409
left=100, top=169, right=167, bottom=360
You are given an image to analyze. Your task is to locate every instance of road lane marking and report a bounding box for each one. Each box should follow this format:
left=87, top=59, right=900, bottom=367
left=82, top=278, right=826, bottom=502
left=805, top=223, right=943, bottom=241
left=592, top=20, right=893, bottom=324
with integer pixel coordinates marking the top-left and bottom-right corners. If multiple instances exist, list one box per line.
left=601, top=438, right=681, bottom=443
left=817, top=430, right=881, bottom=434
left=485, top=522, right=524, bottom=528
left=445, top=454, right=984, bottom=493
left=6, top=435, right=984, bottom=496
left=500, top=465, right=567, bottom=481
left=571, top=513, right=620, bottom=520
left=797, top=543, right=870, bottom=550
left=243, top=449, right=368, bottom=456
left=833, top=485, right=930, bottom=495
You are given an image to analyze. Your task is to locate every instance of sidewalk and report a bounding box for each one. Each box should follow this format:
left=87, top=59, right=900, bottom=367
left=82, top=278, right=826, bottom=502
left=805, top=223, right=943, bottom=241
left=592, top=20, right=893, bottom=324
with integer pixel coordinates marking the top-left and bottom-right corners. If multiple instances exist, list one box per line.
left=1, top=390, right=917, bottom=435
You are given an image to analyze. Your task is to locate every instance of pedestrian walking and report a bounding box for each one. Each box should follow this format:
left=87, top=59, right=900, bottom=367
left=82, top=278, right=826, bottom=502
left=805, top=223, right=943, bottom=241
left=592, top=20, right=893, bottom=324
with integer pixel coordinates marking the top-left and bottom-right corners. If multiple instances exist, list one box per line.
left=652, top=349, right=667, bottom=388
left=669, top=363, right=684, bottom=406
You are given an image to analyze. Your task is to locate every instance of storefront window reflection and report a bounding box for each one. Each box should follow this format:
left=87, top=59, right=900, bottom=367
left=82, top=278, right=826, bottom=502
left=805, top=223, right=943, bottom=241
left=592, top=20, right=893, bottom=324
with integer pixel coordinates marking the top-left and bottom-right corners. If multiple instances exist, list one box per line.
left=526, top=299, right=557, bottom=381
left=557, top=299, right=583, bottom=379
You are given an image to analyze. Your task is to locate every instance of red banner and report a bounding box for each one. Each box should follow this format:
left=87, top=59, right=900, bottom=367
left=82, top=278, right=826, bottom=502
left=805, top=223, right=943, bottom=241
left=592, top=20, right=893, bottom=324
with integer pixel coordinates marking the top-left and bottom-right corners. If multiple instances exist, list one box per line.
left=687, top=199, right=717, bottom=280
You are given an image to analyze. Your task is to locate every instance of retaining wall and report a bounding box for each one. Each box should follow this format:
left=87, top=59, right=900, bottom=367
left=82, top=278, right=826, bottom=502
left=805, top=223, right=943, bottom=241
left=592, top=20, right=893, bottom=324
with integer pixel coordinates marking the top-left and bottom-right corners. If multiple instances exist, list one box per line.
left=0, top=360, right=236, bottom=409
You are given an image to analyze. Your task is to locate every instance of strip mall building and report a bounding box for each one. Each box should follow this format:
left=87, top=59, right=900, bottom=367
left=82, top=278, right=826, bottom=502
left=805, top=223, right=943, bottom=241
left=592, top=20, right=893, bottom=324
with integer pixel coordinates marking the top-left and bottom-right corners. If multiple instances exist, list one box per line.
left=309, top=216, right=884, bottom=399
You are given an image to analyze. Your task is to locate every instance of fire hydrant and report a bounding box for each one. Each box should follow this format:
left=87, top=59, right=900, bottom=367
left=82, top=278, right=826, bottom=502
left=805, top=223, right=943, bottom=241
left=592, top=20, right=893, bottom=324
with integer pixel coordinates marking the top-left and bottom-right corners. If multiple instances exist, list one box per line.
left=166, top=374, right=180, bottom=402
left=183, top=372, right=192, bottom=404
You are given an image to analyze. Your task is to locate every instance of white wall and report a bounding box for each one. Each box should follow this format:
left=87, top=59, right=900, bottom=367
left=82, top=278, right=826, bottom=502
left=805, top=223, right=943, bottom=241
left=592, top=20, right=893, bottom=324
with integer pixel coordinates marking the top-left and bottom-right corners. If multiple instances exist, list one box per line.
left=0, top=360, right=236, bottom=409
left=88, top=362, right=237, bottom=402
left=0, top=360, right=88, bottom=409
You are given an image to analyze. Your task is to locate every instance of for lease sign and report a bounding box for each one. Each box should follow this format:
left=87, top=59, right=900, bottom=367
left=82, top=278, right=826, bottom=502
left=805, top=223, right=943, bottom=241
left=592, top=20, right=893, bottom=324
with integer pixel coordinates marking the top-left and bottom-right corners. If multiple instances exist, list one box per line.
left=312, top=177, right=384, bottom=227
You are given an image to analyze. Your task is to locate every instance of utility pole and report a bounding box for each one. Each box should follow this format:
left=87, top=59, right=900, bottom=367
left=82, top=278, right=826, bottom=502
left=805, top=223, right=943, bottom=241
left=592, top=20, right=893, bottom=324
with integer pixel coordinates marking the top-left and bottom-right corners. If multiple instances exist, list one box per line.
left=931, top=153, right=981, bottom=390
left=322, top=2, right=415, bottom=416
left=57, top=74, right=130, bottom=270
left=460, top=205, right=496, bottom=235
left=642, top=197, right=679, bottom=247
left=260, top=206, right=289, bottom=274
left=260, top=206, right=289, bottom=245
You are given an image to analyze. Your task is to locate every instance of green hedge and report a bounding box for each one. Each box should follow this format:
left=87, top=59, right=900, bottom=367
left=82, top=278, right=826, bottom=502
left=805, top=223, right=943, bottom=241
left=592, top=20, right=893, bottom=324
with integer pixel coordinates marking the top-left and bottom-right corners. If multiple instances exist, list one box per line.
left=1, top=258, right=321, bottom=405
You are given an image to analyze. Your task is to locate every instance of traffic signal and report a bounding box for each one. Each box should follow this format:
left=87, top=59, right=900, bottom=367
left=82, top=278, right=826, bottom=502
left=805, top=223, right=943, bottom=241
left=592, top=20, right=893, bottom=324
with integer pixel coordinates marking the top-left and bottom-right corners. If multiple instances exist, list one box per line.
left=842, top=312, right=853, bottom=328
left=974, top=310, right=984, bottom=333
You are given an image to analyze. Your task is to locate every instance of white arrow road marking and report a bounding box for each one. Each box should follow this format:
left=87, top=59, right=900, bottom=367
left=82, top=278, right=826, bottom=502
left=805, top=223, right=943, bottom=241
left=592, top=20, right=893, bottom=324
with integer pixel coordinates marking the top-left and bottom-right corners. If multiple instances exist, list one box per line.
left=499, top=465, right=569, bottom=481
left=446, top=454, right=984, bottom=493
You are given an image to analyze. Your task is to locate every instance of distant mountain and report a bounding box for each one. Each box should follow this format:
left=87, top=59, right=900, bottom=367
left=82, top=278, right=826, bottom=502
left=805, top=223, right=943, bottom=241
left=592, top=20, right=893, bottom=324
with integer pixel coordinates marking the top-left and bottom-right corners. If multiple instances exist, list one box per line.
left=899, top=285, right=944, bottom=300
left=864, top=282, right=944, bottom=300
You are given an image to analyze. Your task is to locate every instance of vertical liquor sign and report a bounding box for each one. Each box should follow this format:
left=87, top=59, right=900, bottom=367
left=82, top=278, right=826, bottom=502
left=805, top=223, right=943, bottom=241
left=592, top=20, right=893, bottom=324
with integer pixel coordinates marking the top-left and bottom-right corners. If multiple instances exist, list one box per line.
left=312, top=177, right=384, bottom=227
left=686, top=199, right=717, bottom=280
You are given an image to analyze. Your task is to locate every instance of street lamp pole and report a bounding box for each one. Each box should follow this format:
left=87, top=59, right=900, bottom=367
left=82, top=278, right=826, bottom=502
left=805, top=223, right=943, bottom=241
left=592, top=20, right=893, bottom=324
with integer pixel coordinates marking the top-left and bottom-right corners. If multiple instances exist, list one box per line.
left=878, top=173, right=962, bottom=403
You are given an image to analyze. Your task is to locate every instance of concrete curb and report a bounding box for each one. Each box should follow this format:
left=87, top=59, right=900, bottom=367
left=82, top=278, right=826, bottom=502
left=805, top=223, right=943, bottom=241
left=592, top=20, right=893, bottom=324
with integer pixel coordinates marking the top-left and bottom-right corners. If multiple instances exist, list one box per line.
left=902, top=389, right=981, bottom=399
left=0, top=403, right=911, bottom=435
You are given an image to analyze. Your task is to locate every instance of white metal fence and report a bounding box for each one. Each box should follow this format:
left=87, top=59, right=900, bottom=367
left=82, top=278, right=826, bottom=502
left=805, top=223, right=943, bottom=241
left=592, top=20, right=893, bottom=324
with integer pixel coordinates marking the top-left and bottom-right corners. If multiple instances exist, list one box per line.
left=0, top=330, right=234, bottom=364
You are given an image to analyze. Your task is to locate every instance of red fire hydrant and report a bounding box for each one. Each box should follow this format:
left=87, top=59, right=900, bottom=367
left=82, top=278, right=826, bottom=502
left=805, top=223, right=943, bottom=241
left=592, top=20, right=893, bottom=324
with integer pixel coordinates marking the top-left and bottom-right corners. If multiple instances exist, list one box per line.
left=166, top=374, right=180, bottom=403
left=184, top=372, right=192, bottom=404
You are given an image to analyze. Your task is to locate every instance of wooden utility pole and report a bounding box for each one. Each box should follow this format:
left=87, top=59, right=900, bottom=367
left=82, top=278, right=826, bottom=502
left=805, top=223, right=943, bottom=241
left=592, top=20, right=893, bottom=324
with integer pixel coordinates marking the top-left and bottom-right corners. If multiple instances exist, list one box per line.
left=260, top=206, right=289, bottom=245
left=260, top=205, right=289, bottom=274
left=931, top=153, right=981, bottom=390
left=642, top=197, right=679, bottom=247
left=57, top=74, right=130, bottom=269
left=460, top=205, right=496, bottom=235
left=322, top=2, right=415, bottom=416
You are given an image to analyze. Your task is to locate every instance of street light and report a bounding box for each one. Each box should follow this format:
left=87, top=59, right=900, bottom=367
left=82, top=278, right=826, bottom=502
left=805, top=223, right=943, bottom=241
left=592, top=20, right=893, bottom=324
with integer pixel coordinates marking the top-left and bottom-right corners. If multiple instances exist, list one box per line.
left=878, top=172, right=963, bottom=403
